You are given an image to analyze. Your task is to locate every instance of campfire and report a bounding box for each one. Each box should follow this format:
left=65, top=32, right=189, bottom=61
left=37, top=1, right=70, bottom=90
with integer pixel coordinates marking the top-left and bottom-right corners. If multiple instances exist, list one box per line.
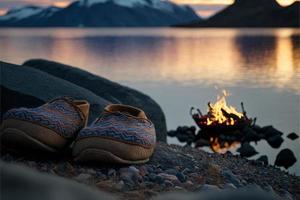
left=191, top=90, right=253, bottom=133
left=167, top=90, right=298, bottom=168
left=190, top=90, right=254, bottom=153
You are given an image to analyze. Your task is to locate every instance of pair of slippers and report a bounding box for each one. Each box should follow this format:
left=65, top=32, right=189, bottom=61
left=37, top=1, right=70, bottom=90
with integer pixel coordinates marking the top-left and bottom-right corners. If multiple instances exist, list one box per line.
left=0, top=97, right=156, bottom=164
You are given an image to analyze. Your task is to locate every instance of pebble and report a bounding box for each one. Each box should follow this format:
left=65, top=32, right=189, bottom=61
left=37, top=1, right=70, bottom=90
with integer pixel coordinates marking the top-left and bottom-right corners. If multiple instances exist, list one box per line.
left=119, top=166, right=141, bottom=187
left=197, top=184, right=221, bottom=192
left=74, top=173, right=92, bottom=183
left=237, top=142, right=258, bottom=158
left=157, top=173, right=179, bottom=183
left=144, top=181, right=154, bottom=187
left=221, top=169, right=242, bottom=188
left=138, top=165, right=148, bottom=176
left=86, top=169, right=97, bottom=175
left=256, top=155, right=269, bottom=166
left=129, top=166, right=139, bottom=174
left=182, top=168, right=191, bottom=175
left=176, top=172, right=186, bottom=183
left=281, top=190, right=294, bottom=200
left=223, top=183, right=237, bottom=190
left=164, top=168, right=178, bottom=175
left=107, top=169, right=116, bottom=177
left=275, top=149, right=297, bottom=169
left=148, top=173, right=156, bottom=181
left=174, top=186, right=185, bottom=191
left=287, top=132, right=299, bottom=140
left=262, top=184, right=275, bottom=193
left=164, top=180, right=174, bottom=187
left=115, top=180, right=125, bottom=190
left=154, top=174, right=165, bottom=184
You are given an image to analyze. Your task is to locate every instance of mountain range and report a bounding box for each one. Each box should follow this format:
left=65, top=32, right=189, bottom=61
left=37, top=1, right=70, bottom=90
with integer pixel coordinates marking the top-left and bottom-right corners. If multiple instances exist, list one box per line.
left=180, top=0, right=300, bottom=27
left=0, top=0, right=200, bottom=27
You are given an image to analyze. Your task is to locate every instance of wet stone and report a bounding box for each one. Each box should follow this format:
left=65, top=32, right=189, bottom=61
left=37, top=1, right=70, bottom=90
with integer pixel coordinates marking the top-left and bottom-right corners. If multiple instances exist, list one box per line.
left=74, top=173, right=92, bottom=184
left=167, top=130, right=177, bottom=137
left=157, top=173, right=180, bottom=184
left=221, top=169, right=242, bottom=188
left=108, top=169, right=116, bottom=177
left=119, top=166, right=141, bottom=186
left=223, top=183, right=237, bottom=190
left=287, top=132, right=299, bottom=140
left=256, top=155, right=268, bottom=165
left=115, top=180, right=125, bottom=190
left=237, top=142, right=258, bottom=158
left=275, top=149, right=297, bottom=169
left=153, top=174, right=165, bottom=184
left=266, top=134, right=284, bottom=149
left=176, top=172, right=186, bottom=183
left=164, top=180, right=174, bottom=188
left=197, top=184, right=221, bottom=192
left=164, top=168, right=178, bottom=176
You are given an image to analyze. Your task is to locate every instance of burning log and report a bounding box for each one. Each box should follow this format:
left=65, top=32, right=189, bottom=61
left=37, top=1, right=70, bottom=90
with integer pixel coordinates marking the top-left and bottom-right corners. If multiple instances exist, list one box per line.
left=221, top=108, right=240, bottom=121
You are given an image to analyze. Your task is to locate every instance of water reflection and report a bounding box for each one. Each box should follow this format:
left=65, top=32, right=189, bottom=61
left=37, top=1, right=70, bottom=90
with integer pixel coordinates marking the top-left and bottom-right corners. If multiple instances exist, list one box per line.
left=0, top=28, right=299, bottom=94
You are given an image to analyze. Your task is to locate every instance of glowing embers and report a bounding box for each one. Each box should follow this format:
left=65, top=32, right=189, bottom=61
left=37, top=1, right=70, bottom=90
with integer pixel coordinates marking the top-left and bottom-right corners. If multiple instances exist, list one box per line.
left=191, top=90, right=254, bottom=153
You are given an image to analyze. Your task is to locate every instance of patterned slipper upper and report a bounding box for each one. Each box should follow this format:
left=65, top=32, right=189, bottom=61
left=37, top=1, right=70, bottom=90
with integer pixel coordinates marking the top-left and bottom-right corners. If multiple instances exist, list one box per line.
left=3, top=97, right=86, bottom=138
left=76, top=104, right=156, bottom=148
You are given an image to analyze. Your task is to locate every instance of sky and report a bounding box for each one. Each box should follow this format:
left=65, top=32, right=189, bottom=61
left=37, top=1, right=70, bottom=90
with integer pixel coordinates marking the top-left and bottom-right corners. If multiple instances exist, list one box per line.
left=0, top=0, right=298, bottom=18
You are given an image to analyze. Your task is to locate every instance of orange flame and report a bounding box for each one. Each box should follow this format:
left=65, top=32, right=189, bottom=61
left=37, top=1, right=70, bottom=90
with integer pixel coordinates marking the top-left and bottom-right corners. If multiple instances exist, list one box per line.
left=207, top=90, right=243, bottom=125
left=210, top=137, right=240, bottom=153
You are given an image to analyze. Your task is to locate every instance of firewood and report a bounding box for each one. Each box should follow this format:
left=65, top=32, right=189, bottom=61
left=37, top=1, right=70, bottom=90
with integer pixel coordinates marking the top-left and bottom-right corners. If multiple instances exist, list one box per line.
left=197, top=108, right=203, bottom=117
left=221, top=108, right=240, bottom=120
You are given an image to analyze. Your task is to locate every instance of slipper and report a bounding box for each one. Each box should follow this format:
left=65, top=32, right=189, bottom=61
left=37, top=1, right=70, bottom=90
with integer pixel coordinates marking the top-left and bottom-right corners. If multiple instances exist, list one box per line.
left=0, top=97, right=89, bottom=153
left=73, top=104, right=156, bottom=164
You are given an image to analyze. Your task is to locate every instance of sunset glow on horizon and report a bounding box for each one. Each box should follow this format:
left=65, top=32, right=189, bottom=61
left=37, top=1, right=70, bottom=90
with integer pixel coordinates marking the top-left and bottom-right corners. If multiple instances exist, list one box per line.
left=53, top=1, right=71, bottom=7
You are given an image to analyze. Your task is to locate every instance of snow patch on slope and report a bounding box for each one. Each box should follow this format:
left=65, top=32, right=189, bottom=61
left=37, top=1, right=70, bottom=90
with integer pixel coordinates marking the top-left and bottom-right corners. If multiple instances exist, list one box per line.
left=0, top=6, right=43, bottom=20
left=0, top=6, right=60, bottom=21
left=79, top=0, right=177, bottom=12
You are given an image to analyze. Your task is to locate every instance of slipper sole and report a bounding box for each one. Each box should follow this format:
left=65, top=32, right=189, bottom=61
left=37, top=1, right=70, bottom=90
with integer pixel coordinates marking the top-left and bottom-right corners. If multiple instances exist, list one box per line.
left=74, top=148, right=149, bottom=164
left=0, top=119, right=67, bottom=153
left=0, top=128, right=58, bottom=153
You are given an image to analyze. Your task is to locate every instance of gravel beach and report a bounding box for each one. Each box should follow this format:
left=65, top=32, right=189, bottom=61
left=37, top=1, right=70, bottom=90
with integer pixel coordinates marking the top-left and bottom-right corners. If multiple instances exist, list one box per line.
left=1, top=142, right=299, bottom=199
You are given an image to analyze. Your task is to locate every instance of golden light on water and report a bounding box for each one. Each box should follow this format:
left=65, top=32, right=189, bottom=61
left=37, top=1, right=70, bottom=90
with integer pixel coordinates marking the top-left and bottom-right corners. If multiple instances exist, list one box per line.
left=0, top=29, right=299, bottom=94
left=274, top=31, right=294, bottom=88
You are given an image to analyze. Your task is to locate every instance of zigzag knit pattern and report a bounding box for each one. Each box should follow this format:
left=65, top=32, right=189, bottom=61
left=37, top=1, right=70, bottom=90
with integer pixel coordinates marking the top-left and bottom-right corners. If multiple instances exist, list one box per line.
left=3, top=99, right=83, bottom=138
left=77, top=112, right=156, bottom=148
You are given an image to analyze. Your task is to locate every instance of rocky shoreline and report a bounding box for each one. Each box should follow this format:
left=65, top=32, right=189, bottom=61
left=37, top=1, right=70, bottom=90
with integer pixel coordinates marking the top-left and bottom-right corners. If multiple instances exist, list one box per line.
left=1, top=142, right=299, bottom=199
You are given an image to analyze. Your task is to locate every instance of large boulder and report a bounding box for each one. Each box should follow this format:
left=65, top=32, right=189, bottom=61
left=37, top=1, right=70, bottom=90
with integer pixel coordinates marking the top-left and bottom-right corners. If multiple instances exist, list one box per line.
left=23, top=59, right=167, bottom=142
left=0, top=61, right=109, bottom=123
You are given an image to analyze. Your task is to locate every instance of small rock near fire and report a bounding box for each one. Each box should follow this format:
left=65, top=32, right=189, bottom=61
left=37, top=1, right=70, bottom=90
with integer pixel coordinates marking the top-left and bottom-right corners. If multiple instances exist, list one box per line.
left=287, top=132, right=299, bottom=140
left=237, top=142, right=258, bottom=157
left=256, top=155, right=268, bottom=165
left=266, top=134, right=284, bottom=149
left=275, top=149, right=297, bottom=169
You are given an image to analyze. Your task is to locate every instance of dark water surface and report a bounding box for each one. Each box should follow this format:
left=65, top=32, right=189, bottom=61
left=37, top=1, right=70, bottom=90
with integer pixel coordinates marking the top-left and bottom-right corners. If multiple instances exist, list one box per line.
left=0, top=28, right=299, bottom=175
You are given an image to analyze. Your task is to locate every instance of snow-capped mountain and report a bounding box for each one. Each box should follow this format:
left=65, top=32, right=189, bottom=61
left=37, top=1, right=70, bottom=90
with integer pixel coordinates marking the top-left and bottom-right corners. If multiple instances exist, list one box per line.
left=79, top=0, right=174, bottom=11
left=0, top=0, right=200, bottom=27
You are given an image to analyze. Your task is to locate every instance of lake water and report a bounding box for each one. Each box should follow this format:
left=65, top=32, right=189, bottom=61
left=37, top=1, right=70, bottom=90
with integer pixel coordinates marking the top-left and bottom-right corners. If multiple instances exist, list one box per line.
left=0, top=28, right=299, bottom=175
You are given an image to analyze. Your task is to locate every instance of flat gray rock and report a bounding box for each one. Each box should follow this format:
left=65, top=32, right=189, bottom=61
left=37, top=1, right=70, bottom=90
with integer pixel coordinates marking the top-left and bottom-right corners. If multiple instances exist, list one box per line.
left=0, top=61, right=109, bottom=123
left=23, top=59, right=167, bottom=141
left=0, top=161, right=117, bottom=200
